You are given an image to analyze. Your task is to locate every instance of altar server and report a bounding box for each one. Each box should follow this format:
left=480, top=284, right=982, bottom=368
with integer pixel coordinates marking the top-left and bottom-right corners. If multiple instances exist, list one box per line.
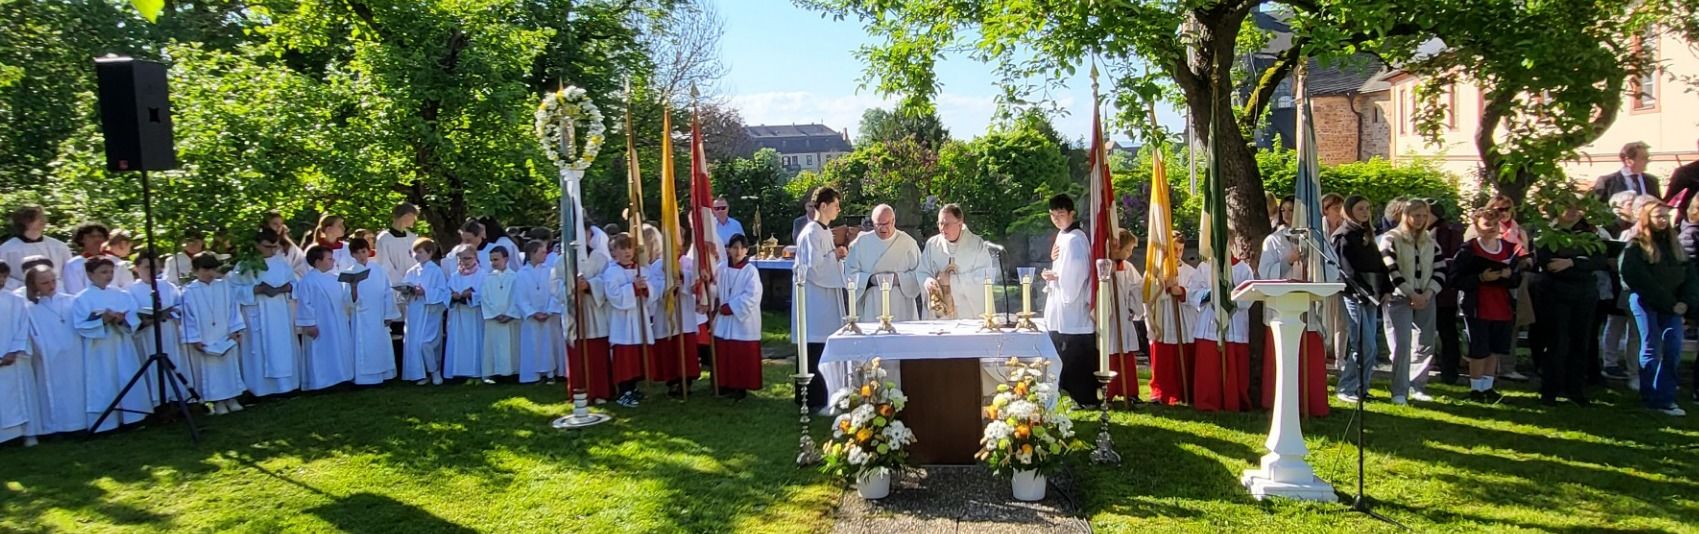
left=294, top=245, right=355, bottom=391
left=516, top=240, right=562, bottom=384
left=181, top=253, right=247, bottom=414
left=161, top=229, right=207, bottom=285
left=1, top=206, right=72, bottom=291
left=650, top=225, right=701, bottom=395
left=479, top=245, right=521, bottom=380
left=74, top=258, right=150, bottom=432
left=23, top=265, right=85, bottom=434
left=604, top=233, right=659, bottom=407
left=1147, top=231, right=1204, bottom=406
left=795, top=187, right=848, bottom=412
left=846, top=204, right=922, bottom=322
left=62, top=223, right=110, bottom=296
left=1191, top=250, right=1255, bottom=412
left=561, top=229, right=614, bottom=401
left=400, top=239, right=448, bottom=385
left=1042, top=195, right=1099, bottom=407
left=1104, top=230, right=1146, bottom=403
left=917, top=204, right=997, bottom=320
left=129, top=252, right=190, bottom=404
left=0, top=261, right=38, bottom=445
left=444, top=245, right=486, bottom=383
left=1259, top=214, right=1335, bottom=416
left=376, top=204, right=422, bottom=279
left=231, top=229, right=301, bottom=396
left=345, top=238, right=400, bottom=385
left=263, top=212, right=308, bottom=277
left=103, top=230, right=137, bottom=290
left=307, top=214, right=356, bottom=271
left=713, top=234, right=764, bottom=399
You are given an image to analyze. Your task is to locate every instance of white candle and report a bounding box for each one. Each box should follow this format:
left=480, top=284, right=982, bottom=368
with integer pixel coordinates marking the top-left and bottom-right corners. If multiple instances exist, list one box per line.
left=796, top=271, right=808, bottom=376
left=983, top=277, right=994, bottom=318
left=1098, top=275, right=1110, bottom=373
left=847, top=277, right=858, bottom=320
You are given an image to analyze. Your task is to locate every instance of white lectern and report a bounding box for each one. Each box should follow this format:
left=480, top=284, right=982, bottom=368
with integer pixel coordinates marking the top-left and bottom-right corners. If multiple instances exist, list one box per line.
left=1232, top=280, right=1344, bottom=502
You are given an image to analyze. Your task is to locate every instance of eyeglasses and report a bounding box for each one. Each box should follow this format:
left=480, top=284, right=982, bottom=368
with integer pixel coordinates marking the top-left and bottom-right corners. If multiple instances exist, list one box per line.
left=712, top=206, right=728, bottom=211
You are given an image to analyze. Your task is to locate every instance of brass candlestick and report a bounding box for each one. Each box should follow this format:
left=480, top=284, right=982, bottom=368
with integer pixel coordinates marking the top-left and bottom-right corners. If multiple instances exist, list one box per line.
left=874, top=272, right=898, bottom=334
left=841, top=272, right=864, bottom=335
left=977, top=274, right=1002, bottom=333
left=1015, top=266, right=1040, bottom=332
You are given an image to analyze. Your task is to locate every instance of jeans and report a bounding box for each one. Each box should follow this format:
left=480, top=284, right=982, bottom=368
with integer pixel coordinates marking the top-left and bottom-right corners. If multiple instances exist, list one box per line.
left=1383, top=296, right=1437, bottom=397
left=1338, top=296, right=1380, bottom=396
left=1629, top=294, right=1684, bottom=409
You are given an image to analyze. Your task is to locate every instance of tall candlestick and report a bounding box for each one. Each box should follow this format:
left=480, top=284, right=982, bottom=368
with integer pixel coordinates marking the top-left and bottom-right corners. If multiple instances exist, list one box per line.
left=874, top=273, right=897, bottom=334
left=795, top=269, right=808, bottom=376
left=1095, top=259, right=1113, bottom=374
left=1018, top=267, right=1035, bottom=315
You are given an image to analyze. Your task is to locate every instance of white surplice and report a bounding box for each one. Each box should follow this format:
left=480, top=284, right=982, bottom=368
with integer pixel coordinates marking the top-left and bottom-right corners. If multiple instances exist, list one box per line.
left=346, top=262, right=400, bottom=385
left=230, top=255, right=300, bottom=396
left=1043, top=225, right=1093, bottom=335
left=915, top=227, right=997, bottom=320
left=1106, top=261, right=1146, bottom=354
left=181, top=278, right=247, bottom=401
left=400, top=261, right=448, bottom=382
left=375, top=229, right=420, bottom=288
left=1191, top=260, right=1254, bottom=343
left=845, top=230, right=922, bottom=322
left=514, top=262, right=562, bottom=381
left=0, top=290, right=36, bottom=442
left=443, top=267, right=486, bottom=379
left=73, top=285, right=150, bottom=432
left=293, top=269, right=354, bottom=390
left=712, top=260, right=764, bottom=341
left=0, top=236, right=73, bottom=291
left=649, top=257, right=698, bottom=339
left=26, top=293, right=85, bottom=433
left=128, top=278, right=190, bottom=403
left=602, top=262, right=660, bottom=346
left=479, top=268, right=520, bottom=378
left=1144, top=262, right=1206, bottom=344
left=793, top=221, right=846, bottom=343
left=559, top=250, right=612, bottom=342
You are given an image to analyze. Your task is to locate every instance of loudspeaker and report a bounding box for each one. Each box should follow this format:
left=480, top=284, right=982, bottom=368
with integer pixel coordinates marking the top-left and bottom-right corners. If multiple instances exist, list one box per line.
left=94, top=56, right=176, bottom=172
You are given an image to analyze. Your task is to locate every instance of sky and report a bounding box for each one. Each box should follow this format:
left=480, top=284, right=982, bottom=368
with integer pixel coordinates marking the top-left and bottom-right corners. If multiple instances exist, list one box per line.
left=714, top=0, right=1184, bottom=144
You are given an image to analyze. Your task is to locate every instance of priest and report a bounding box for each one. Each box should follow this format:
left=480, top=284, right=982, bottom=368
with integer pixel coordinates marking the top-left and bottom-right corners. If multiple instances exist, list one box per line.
left=916, top=204, right=997, bottom=320
left=845, top=204, right=922, bottom=322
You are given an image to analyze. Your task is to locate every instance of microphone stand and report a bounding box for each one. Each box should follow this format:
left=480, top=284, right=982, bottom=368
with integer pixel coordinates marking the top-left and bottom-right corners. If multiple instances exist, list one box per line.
left=992, top=245, right=1014, bottom=328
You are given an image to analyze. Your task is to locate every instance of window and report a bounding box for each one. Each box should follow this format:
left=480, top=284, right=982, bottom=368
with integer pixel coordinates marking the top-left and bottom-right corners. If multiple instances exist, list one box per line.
left=806, top=155, right=815, bottom=166
left=783, top=156, right=794, bottom=166
left=1631, top=28, right=1660, bottom=111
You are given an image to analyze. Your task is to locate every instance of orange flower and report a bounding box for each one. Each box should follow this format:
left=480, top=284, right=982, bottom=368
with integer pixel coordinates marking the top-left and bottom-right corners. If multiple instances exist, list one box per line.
left=1014, top=424, right=1031, bottom=439
left=1021, top=443, right=1034, bottom=456
left=984, top=406, right=998, bottom=419
left=1014, top=383, right=1028, bottom=396
left=878, top=404, right=895, bottom=417
left=860, top=384, right=873, bottom=398
left=856, top=428, right=873, bottom=443
left=839, top=419, right=852, bottom=433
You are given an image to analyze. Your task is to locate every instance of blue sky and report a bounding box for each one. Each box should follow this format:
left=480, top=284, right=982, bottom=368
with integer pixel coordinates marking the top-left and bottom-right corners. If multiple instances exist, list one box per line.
left=715, top=0, right=1183, bottom=143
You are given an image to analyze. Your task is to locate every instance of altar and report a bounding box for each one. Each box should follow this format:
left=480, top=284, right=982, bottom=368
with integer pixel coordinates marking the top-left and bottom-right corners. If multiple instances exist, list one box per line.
left=819, top=319, right=1061, bottom=464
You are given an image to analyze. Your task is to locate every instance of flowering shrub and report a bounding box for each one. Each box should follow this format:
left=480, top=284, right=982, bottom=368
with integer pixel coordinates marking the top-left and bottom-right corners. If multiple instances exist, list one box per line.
left=976, top=358, right=1084, bottom=475
left=820, top=358, right=916, bottom=481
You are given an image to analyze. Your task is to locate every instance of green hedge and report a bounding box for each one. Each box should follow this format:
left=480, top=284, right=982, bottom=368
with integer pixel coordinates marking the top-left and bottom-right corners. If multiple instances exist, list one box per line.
left=1257, top=149, right=1464, bottom=222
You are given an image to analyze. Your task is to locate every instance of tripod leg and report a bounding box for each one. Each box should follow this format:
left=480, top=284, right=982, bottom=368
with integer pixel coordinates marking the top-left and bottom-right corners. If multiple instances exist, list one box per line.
left=161, top=359, right=202, bottom=443
left=90, top=351, right=163, bottom=434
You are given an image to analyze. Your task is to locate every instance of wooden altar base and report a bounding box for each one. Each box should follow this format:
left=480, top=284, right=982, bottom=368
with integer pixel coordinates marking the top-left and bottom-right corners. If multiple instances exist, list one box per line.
left=898, top=358, right=983, bottom=465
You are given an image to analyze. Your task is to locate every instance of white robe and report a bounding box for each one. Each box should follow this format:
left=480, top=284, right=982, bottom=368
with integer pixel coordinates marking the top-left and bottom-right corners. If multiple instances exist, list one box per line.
left=479, top=268, right=520, bottom=378
left=1107, top=262, right=1146, bottom=354
left=181, top=279, right=247, bottom=401
left=1145, top=263, right=1206, bottom=344
left=915, top=228, right=998, bottom=320
left=514, top=263, right=562, bottom=381
left=650, top=258, right=698, bottom=339
left=1191, top=260, right=1254, bottom=343
left=0, top=236, right=73, bottom=291
left=27, top=293, right=85, bottom=433
left=0, top=291, right=37, bottom=442
left=129, top=279, right=190, bottom=403
left=559, top=250, right=612, bottom=342
left=375, top=229, right=420, bottom=288
left=283, top=244, right=309, bottom=277
left=1043, top=226, right=1093, bottom=334
left=845, top=230, right=922, bottom=322
left=64, top=254, right=138, bottom=295
left=162, top=251, right=196, bottom=286
left=443, top=268, right=486, bottom=378
left=602, top=262, right=660, bottom=346
left=231, top=255, right=300, bottom=396
left=1260, top=230, right=1325, bottom=330
left=73, top=286, right=150, bottom=431
left=793, top=221, right=846, bottom=343
left=294, top=269, right=354, bottom=390
left=713, top=261, right=764, bottom=341
left=346, top=263, right=400, bottom=385
left=400, top=261, right=448, bottom=381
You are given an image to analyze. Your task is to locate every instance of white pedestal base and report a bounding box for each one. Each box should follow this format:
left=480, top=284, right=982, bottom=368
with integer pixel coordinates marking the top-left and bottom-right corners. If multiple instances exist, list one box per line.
left=1241, top=469, right=1338, bottom=502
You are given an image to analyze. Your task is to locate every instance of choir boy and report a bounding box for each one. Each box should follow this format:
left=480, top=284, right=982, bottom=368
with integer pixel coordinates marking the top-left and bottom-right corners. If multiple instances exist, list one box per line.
left=232, top=229, right=301, bottom=396
left=650, top=225, right=701, bottom=396
left=1041, top=194, right=1098, bottom=407
left=345, top=238, right=400, bottom=385
left=443, top=244, right=486, bottom=383
left=712, top=235, right=763, bottom=400
left=515, top=240, right=562, bottom=384
left=1147, top=231, right=1205, bottom=406
left=161, top=229, right=206, bottom=285
left=104, top=230, right=137, bottom=289
left=0, top=206, right=72, bottom=291
left=0, top=260, right=38, bottom=445
left=603, top=233, right=658, bottom=407
left=1190, top=247, right=1255, bottom=412
left=24, top=264, right=85, bottom=434
left=181, top=253, right=247, bottom=414
left=73, top=258, right=150, bottom=432
left=294, top=245, right=355, bottom=391
left=377, top=203, right=421, bottom=364
left=479, top=246, right=520, bottom=381
left=1104, top=230, right=1146, bottom=404
left=62, top=223, right=109, bottom=296
left=130, top=251, right=190, bottom=404
left=400, top=239, right=448, bottom=385
left=560, top=227, right=614, bottom=401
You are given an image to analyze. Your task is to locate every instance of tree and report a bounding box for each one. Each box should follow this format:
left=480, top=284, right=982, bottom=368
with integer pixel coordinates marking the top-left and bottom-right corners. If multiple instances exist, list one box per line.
left=933, top=117, right=1070, bottom=240
left=855, top=107, right=949, bottom=149
left=695, top=100, right=755, bottom=162
left=709, top=148, right=789, bottom=241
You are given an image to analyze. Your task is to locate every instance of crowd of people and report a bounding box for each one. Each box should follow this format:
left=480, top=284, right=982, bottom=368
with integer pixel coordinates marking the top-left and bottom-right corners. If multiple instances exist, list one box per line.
left=0, top=200, right=768, bottom=447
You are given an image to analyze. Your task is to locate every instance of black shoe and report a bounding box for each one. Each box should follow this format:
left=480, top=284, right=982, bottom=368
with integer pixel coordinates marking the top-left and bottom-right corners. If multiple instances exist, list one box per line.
left=728, top=389, right=748, bottom=401
left=1467, top=390, right=1485, bottom=403
left=1539, top=395, right=1560, bottom=407
left=1482, top=389, right=1505, bottom=403
left=1571, top=395, right=1591, bottom=407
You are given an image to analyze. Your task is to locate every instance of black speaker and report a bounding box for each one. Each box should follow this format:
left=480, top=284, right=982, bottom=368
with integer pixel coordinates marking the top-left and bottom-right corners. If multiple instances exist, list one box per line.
left=94, top=56, right=176, bottom=172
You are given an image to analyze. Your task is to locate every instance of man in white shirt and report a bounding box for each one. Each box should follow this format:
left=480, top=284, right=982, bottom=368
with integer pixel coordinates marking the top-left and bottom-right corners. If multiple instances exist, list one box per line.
left=1041, top=194, right=1098, bottom=407
left=713, top=196, right=745, bottom=245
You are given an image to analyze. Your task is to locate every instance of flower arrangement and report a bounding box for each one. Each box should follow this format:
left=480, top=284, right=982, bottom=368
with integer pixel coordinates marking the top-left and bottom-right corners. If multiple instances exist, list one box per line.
left=977, top=358, right=1085, bottom=475
left=820, top=358, right=916, bottom=481
left=534, top=85, right=606, bottom=172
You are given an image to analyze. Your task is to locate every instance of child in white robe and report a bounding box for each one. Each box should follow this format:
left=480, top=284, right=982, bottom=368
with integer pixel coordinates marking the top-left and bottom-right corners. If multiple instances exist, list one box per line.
left=294, top=245, right=355, bottom=391
left=62, top=223, right=110, bottom=297
left=129, top=252, right=192, bottom=405
left=515, top=240, right=562, bottom=384
left=24, top=265, right=85, bottom=434
left=1189, top=255, right=1254, bottom=413
left=0, top=260, right=38, bottom=445
left=103, top=230, right=138, bottom=290
left=559, top=236, right=613, bottom=401
left=231, top=228, right=300, bottom=397
left=479, top=245, right=521, bottom=381
left=0, top=206, right=73, bottom=291
left=161, top=230, right=207, bottom=286
left=400, top=239, right=448, bottom=385
left=711, top=235, right=763, bottom=399
left=345, top=238, right=400, bottom=385
left=603, top=233, right=659, bottom=407
left=73, top=258, right=151, bottom=432
left=443, top=245, right=486, bottom=383
left=181, top=253, right=247, bottom=414
left=1105, top=231, right=1146, bottom=403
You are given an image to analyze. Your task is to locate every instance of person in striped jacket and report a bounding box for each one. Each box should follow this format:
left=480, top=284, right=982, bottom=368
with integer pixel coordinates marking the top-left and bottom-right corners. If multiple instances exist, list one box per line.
left=1377, top=199, right=1446, bottom=405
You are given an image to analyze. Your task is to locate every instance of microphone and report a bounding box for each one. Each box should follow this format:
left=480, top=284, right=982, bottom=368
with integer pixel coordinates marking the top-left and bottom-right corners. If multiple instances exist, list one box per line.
left=987, top=243, right=1006, bottom=255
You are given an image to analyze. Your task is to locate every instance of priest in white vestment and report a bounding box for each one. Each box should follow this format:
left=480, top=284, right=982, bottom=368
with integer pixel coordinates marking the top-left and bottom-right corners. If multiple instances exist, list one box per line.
left=294, top=247, right=355, bottom=391
left=24, top=267, right=85, bottom=434
left=346, top=242, right=400, bottom=385
left=181, top=262, right=248, bottom=413
left=401, top=242, right=449, bottom=384
left=845, top=204, right=922, bottom=322
left=794, top=188, right=847, bottom=411
left=231, top=231, right=301, bottom=396
left=479, top=249, right=521, bottom=379
left=73, top=259, right=151, bottom=432
left=916, top=204, right=997, bottom=320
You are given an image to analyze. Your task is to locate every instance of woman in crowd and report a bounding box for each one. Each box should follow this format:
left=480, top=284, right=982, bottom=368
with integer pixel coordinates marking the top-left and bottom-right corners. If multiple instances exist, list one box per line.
left=1378, top=199, right=1443, bottom=405
left=1331, top=195, right=1386, bottom=403
left=1619, top=199, right=1699, bottom=416
left=1530, top=195, right=1607, bottom=406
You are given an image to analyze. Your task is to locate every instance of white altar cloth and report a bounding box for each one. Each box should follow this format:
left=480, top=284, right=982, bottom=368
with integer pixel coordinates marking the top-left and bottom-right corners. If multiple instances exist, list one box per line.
left=818, top=319, right=1062, bottom=401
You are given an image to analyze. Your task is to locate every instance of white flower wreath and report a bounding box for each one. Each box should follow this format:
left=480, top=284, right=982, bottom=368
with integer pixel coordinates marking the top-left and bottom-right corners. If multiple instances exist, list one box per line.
left=534, top=85, right=607, bottom=172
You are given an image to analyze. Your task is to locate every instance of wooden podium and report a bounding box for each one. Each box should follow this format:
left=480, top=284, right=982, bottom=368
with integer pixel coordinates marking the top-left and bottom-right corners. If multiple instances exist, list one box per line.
left=1231, top=280, right=1343, bottom=502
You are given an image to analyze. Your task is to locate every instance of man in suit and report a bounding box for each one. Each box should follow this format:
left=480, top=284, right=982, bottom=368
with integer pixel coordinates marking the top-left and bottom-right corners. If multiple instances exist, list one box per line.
left=1663, top=137, right=1699, bottom=214
left=1591, top=141, right=1659, bottom=202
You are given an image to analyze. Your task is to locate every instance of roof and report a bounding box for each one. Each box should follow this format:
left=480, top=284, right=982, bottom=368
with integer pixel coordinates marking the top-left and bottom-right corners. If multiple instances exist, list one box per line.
left=746, top=124, right=841, bottom=138
left=1304, top=55, right=1389, bottom=96
left=746, top=124, right=853, bottom=154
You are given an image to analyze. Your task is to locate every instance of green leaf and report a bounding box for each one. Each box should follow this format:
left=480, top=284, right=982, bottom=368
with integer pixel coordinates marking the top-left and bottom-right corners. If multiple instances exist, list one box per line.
left=131, top=0, right=163, bottom=22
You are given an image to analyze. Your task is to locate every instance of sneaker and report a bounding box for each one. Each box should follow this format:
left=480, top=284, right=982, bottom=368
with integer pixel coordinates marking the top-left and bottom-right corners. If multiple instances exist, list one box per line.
left=1501, top=371, right=1530, bottom=382
left=430, top=373, right=443, bottom=386
left=1482, top=389, right=1505, bottom=403
left=481, top=378, right=496, bottom=385
left=415, top=379, right=429, bottom=386
left=1659, top=405, right=1687, bottom=417
left=1409, top=391, right=1434, bottom=402
left=1336, top=392, right=1361, bottom=403
left=228, top=400, right=244, bottom=412
left=23, top=436, right=37, bottom=447
left=1602, top=366, right=1629, bottom=380
left=1467, top=390, right=1485, bottom=403
left=1391, top=395, right=1407, bottom=406
left=616, top=393, right=640, bottom=408
left=1628, top=379, right=1640, bottom=392
left=593, top=398, right=607, bottom=406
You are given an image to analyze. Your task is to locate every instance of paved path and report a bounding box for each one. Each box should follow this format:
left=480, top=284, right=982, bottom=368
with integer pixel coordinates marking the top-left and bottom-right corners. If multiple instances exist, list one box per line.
left=831, top=466, right=1090, bottom=533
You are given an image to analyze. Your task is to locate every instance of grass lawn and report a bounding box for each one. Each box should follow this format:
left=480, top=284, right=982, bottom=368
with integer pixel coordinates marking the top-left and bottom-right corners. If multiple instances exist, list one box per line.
left=5, top=312, right=1698, bottom=532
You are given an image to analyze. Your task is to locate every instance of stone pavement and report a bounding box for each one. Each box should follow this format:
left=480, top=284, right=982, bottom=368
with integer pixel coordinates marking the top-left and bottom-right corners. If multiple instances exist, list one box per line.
left=831, top=466, right=1090, bottom=534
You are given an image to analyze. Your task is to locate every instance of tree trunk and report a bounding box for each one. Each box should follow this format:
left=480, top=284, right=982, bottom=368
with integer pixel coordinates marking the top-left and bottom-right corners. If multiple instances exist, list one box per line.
left=1173, top=4, right=1272, bottom=263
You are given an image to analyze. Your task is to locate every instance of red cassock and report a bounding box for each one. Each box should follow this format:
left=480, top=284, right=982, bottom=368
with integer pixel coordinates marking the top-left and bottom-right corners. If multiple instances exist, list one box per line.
left=649, top=332, right=702, bottom=383
left=612, top=344, right=647, bottom=383
left=1148, top=342, right=1193, bottom=405
left=567, top=337, right=613, bottom=400
left=713, top=338, right=763, bottom=390
left=1106, top=352, right=1140, bottom=402
left=1191, top=340, right=1252, bottom=412
left=1260, top=330, right=1330, bottom=417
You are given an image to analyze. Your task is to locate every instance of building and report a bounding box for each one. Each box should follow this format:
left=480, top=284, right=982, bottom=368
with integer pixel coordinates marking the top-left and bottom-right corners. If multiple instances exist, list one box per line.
left=746, top=124, right=854, bottom=173
left=1386, top=28, right=1698, bottom=191
left=1239, top=10, right=1393, bottom=165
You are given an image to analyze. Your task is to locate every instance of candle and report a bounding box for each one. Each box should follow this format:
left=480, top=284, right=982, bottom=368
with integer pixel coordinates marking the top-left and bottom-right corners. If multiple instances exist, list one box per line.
left=846, top=273, right=859, bottom=320
left=1017, top=267, right=1036, bottom=315
left=879, top=273, right=893, bottom=318
left=796, top=270, right=808, bottom=376
left=1095, top=259, right=1113, bottom=373
left=983, top=276, right=994, bottom=318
